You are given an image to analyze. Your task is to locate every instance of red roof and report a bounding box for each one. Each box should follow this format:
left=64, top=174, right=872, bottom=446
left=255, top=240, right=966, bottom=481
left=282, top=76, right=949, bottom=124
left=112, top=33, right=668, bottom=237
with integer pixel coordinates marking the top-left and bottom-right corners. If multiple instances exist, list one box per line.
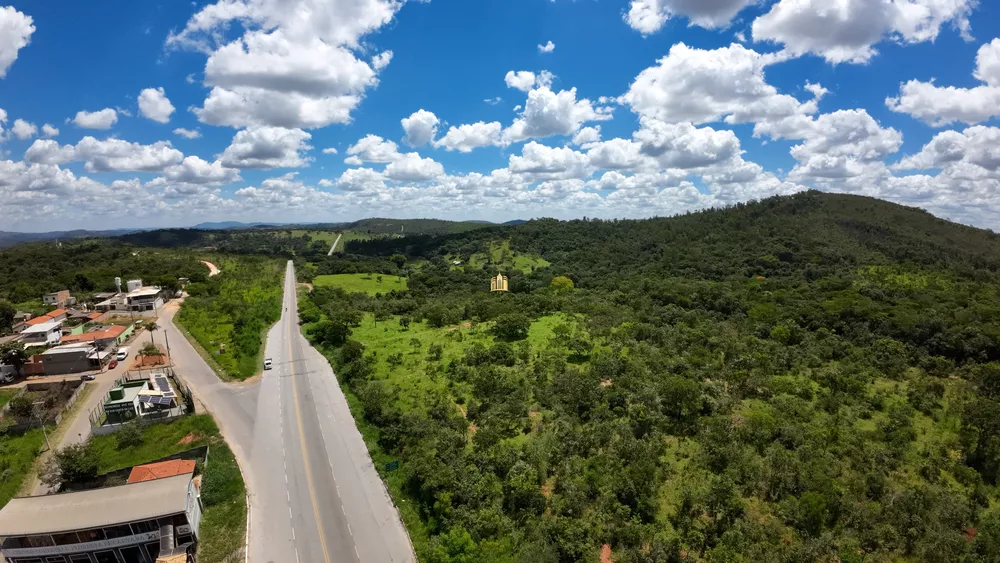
left=60, top=324, right=127, bottom=344
left=104, top=325, right=127, bottom=337
left=25, top=315, right=54, bottom=326
left=87, top=312, right=102, bottom=320
left=127, top=460, right=196, bottom=484
left=47, top=309, right=69, bottom=317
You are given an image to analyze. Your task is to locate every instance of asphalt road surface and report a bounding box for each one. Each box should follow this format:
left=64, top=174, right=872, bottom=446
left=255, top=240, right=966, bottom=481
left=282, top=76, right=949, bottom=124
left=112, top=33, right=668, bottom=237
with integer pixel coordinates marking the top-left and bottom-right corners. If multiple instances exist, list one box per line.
left=160, top=261, right=413, bottom=563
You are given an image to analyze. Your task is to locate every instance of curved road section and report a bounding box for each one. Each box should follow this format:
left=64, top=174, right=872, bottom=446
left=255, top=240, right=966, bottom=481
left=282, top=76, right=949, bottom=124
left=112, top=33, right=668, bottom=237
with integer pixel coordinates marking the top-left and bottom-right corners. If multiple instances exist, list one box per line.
left=160, top=261, right=413, bottom=563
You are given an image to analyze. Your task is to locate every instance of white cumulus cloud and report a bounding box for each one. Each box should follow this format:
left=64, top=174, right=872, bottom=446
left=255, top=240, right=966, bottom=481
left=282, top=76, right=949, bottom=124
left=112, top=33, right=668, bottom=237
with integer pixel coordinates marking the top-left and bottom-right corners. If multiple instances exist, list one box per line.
left=752, top=0, right=976, bottom=64
left=11, top=118, right=35, bottom=140
left=401, top=109, right=440, bottom=146
left=887, top=39, right=1000, bottom=126
left=174, top=128, right=202, bottom=139
left=170, top=0, right=400, bottom=129
left=0, top=6, right=34, bottom=78
left=625, top=0, right=756, bottom=34
left=72, top=108, right=118, bottom=130
left=220, top=126, right=313, bottom=169
left=138, top=87, right=176, bottom=123
left=25, top=136, right=184, bottom=172
left=434, top=122, right=504, bottom=152
left=384, top=152, right=445, bottom=182
left=538, top=40, right=555, bottom=53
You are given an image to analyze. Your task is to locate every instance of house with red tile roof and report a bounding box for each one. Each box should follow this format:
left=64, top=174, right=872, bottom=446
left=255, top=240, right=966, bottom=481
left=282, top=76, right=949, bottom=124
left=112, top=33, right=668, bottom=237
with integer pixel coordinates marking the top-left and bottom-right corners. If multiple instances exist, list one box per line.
left=60, top=324, right=130, bottom=347
left=46, top=309, right=70, bottom=322
left=127, top=459, right=196, bottom=484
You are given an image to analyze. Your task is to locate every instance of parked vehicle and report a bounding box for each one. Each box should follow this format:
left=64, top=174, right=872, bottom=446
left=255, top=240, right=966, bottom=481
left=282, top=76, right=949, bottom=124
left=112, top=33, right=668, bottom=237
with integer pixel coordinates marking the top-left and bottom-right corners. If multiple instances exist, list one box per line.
left=108, top=359, right=118, bottom=369
left=264, top=358, right=273, bottom=370
left=81, top=374, right=96, bottom=381
left=116, top=347, right=129, bottom=361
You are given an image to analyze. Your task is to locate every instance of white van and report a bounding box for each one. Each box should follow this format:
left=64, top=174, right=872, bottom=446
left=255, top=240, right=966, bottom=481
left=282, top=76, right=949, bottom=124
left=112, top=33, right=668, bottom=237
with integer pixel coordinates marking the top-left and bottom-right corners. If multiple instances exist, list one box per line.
left=116, top=347, right=129, bottom=361
left=264, top=358, right=273, bottom=370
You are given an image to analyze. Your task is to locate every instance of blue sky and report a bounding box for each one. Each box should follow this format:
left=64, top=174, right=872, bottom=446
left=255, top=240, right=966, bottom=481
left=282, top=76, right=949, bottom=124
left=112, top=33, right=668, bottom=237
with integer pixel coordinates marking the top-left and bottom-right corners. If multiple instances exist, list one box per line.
left=1, top=0, right=1000, bottom=231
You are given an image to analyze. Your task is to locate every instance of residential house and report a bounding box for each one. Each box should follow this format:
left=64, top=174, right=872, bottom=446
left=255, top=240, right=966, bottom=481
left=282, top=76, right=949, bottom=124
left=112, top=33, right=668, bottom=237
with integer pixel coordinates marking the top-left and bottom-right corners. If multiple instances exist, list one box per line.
left=60, top=324, right=132, bottom=349
left=95, top=294, right=128, bottom=313
left=19, top=321, right=63, bottom=346
left=39, top=342, right=108, bottom=375
left=126, top=287, right=164, bottom=312
left=45, top=308, right=70, bottom=322
left=42, top=290, right=71, bottom=308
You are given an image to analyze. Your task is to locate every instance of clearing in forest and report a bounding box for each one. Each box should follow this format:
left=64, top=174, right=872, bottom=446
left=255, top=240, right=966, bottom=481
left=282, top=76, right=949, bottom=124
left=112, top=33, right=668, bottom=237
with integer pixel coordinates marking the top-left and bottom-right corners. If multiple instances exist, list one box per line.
left=313, top=273, right=408, bottom=296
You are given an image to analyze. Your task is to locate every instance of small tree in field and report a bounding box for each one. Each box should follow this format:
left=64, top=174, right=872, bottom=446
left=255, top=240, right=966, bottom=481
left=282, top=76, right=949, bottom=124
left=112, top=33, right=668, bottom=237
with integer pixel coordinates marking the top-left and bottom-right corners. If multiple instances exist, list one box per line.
left=40, top=442, right=99, bottom=488
left=492, top=314, right=531, bottom=341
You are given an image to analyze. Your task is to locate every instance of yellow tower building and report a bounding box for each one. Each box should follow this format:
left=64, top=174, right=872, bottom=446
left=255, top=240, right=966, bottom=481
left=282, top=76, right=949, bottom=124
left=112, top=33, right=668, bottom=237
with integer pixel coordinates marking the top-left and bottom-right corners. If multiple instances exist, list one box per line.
left=490, top=272, right=509, bottom=292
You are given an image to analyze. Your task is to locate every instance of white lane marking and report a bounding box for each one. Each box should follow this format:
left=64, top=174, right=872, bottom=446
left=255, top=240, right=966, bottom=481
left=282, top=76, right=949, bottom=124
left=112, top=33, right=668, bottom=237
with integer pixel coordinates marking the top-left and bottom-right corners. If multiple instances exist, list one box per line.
left=287, top=490, right=291, bottom=502
left=348, top=523, right=353, bottom=537
left=288, top=506, right=293, bottom=519
left=295, top=549, right=301, bottom=563
left=291, top=527, right=296, bottom=541
left=355, top=546, right=360, bottom=560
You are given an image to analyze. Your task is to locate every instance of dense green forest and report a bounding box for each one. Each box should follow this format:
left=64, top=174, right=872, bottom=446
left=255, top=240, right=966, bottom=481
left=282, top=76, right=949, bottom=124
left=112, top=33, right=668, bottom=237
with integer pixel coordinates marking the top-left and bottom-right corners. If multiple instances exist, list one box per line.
left=119, top=218, right=499, bottom=259
left=0, top=240, right=207, bottom=324
left=176, top=257, right=283, bottom=380
left=298, top=192, right=1000, bottom=562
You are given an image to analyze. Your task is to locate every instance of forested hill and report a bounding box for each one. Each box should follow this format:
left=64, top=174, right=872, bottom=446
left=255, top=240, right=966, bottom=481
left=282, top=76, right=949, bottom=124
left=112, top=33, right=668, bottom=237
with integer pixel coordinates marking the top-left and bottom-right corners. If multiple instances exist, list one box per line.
left=306, top=190, right=1000, bottom=561
left=353, top=191, right=1000, bottom=285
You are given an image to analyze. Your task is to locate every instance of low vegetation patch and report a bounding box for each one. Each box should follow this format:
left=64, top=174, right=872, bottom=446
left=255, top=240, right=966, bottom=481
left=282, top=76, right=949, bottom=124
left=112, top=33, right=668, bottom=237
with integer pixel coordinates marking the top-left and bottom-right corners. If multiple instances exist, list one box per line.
left=313, top=273, right=408, bottom=296
left=176, top=257, right=282, bottom=380
left=0, top=428, right=48, bottom=507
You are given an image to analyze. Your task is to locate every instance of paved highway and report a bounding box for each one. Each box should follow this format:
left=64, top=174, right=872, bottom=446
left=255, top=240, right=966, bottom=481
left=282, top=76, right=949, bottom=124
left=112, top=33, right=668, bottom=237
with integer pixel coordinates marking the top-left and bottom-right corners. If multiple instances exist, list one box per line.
left=160, top=261, right=413, bottom=563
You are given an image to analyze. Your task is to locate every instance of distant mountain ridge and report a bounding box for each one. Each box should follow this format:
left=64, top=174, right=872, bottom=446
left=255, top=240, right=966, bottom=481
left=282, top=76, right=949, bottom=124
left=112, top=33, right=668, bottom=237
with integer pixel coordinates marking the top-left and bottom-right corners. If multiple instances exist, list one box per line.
left=0, top=217, right=527, bottom=247
left=0, top=228, right=142, bottom=248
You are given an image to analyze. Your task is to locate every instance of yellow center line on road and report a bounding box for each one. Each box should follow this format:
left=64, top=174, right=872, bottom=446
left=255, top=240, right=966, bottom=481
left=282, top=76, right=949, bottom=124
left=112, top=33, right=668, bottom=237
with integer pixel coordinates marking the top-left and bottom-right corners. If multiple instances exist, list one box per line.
left=286, top=270, right=333, bottom=563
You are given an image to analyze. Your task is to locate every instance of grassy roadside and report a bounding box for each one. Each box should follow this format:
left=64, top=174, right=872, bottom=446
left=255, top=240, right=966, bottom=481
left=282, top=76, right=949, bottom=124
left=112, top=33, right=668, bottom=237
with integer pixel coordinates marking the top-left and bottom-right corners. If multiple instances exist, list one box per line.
left=14, top=382, right=96, bottom=499
left=172, top=312, right=236, bottom=383
left=0, top=388, right=20, bottom=409
left=88, top=415, right=247, bottom=563
left=175, top=257, right=282, bottom=381
left=0, top=429, right=48, bottom=506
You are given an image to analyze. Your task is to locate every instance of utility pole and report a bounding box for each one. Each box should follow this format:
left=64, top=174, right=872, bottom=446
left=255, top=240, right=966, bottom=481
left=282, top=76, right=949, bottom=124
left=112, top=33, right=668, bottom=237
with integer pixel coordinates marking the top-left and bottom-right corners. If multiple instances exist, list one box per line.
left=32, top=402, right=52, bottom=452
left=164, top=330, right=171, bottom=364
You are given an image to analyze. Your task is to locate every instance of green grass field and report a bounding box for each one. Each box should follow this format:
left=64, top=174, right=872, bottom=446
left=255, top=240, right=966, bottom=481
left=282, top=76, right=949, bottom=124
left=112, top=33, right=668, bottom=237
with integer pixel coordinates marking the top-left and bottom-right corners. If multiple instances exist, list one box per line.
left=0, top=428, right=49, bottom=507
left=0, top=389, right=20, bottom=409
left=345, top=311, right=571, bottom=412
left=89, top=415, right=246, bottom=563
left=450, top=240, right=550, bottom=274
left=313, top=273, right=408, bottom=296
left=276, top=230, right=338, bottom=244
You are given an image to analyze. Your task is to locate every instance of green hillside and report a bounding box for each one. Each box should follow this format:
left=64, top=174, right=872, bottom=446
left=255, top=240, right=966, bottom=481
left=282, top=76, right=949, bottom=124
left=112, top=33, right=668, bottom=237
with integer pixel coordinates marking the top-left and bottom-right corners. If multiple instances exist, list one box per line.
left=301, top=191, right=1000, bottom=562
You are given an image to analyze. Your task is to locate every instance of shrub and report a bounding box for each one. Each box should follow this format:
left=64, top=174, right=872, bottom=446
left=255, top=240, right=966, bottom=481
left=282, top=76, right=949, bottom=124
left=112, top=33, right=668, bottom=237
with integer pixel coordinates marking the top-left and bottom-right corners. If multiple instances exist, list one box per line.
left=40, top=442, right=99, bottom=488
left=115, top=420, right=145, bottom=450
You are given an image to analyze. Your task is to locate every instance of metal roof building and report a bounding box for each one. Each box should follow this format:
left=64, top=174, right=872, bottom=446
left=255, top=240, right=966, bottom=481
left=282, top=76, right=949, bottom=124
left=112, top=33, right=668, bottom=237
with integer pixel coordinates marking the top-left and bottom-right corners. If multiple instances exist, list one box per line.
left=0, top=474, right=201, bottom=563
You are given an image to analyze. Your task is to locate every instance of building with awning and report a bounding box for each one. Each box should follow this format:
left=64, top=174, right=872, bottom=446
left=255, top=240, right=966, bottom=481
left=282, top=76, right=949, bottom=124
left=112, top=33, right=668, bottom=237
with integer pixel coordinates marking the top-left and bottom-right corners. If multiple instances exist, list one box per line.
left=0, top=473, right=201, bottom=563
